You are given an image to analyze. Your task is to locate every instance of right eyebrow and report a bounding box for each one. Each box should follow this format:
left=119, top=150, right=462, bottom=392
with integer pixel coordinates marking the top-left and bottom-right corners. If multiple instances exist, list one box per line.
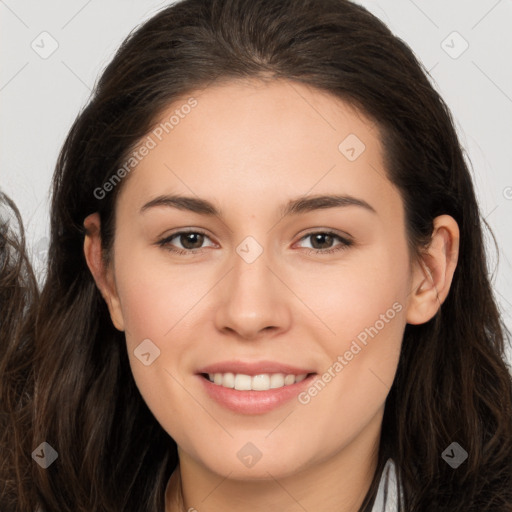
left=140, top=195, right=219, bottom=216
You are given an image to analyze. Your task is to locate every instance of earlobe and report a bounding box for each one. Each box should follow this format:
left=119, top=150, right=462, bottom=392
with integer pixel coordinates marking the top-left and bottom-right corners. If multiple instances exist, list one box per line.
left=406, top=215, right=460, bottom=325
left=83, top=213, right=125, bottom=331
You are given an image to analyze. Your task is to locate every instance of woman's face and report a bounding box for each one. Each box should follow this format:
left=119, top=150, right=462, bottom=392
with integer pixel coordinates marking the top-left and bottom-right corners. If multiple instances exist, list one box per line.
left=100, top=79, right=418, bottom=479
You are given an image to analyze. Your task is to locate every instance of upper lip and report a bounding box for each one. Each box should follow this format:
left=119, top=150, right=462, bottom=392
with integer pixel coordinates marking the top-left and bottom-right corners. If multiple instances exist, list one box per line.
left=197, top=360, right=316, bottom=376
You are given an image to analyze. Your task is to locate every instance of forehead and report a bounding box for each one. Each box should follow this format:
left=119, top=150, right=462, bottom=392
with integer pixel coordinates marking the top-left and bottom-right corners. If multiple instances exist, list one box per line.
left=116, top=78, right=402, bottom=222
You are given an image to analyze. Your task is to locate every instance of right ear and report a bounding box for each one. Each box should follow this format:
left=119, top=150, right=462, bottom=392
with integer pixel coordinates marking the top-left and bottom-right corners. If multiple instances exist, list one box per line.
left=83, top=213, right=125, bottom=331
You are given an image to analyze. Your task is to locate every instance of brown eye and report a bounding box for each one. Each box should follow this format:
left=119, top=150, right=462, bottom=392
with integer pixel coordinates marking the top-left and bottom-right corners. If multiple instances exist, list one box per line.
left=157, top=230, right=215, bottom=254
left=310, top=233, right=336, bottom=250
left=178, top=232, right=205, bottom=250
left=296, top=231, right=353, bottom=255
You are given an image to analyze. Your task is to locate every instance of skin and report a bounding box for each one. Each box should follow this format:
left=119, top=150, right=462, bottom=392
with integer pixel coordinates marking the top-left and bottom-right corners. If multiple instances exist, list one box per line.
left=84, top=78, right=459, bottom=512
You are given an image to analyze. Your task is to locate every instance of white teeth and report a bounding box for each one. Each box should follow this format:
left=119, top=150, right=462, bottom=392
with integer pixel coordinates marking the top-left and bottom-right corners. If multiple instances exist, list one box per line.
left=234, top=374, right=252, bottom=390
left=252, top=374, right=270, bottom=390
left=206, top=372, right=309, bottom=391
left=222, top=372, right=235, bottom=388
left=284, top=374, right=296, bottom=386
left=270, top=373, right=285, bottom=389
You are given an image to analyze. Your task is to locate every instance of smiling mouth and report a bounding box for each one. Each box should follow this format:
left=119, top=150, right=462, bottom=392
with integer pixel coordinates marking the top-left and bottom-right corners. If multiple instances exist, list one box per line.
left=200, top=372, right=316, bottom=391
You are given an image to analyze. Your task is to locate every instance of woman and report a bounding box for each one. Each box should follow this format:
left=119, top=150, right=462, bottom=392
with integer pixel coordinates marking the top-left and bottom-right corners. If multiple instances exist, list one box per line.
left=1, top=0, right=511, bottom=510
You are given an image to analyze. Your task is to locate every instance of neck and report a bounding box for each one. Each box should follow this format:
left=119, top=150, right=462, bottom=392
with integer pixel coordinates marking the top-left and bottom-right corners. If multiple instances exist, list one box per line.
left=165, top=465, right=185, bottom=512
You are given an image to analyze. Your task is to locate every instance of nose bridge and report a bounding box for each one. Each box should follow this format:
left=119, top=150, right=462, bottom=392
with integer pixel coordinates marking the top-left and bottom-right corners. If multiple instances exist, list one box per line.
left=232, top=241, right=271, bottom=298
left=214, top=236, right=292, bottom=338
left=230, top=237, right=277, bottom=310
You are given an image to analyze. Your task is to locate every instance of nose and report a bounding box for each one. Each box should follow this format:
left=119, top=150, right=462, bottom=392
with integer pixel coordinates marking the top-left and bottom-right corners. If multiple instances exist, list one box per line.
left=213, top=247, right=292, bottom=341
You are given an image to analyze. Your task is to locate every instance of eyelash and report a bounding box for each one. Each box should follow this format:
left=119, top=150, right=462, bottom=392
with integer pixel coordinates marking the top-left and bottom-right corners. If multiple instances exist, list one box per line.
left=156, top=229, right=353, bottom=256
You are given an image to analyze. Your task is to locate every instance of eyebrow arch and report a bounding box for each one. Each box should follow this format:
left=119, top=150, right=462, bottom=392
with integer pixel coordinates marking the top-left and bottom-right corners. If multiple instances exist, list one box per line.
left=280, top=194, right=376, bottom=217
left=140, top=195, right=218, bottom=215
left=139, top=193, right=376, bottom=217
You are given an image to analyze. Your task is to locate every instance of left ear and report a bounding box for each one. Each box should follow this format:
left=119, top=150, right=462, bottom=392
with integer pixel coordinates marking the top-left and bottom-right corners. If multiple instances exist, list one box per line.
left=406, top=214, right=460, bottom=325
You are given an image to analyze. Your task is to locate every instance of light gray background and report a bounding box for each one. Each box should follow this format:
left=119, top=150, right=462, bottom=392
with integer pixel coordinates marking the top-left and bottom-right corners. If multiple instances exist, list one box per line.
left=1, top=0, right=511, bottom=364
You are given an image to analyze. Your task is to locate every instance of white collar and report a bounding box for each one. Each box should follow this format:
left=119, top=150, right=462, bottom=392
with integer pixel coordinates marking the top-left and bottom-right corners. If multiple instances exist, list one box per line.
left=370, top=458, right=404, bottom=511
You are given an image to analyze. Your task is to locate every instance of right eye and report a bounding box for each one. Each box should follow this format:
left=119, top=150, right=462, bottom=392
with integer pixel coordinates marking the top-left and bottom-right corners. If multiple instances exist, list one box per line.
left=157, top=229, right=216, bottom=255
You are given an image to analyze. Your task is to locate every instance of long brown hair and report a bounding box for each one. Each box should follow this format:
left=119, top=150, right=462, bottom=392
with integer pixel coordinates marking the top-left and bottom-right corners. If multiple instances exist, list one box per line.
left=1, top=0, right=511, bottom=510
left=0, top=192, right=38, bottom=510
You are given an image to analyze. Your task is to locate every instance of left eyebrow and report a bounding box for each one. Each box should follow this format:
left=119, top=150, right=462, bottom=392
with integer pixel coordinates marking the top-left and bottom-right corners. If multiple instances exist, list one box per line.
left=139, top=193, right=377, bottom=217
left=280, top=194, right=377, bottom=217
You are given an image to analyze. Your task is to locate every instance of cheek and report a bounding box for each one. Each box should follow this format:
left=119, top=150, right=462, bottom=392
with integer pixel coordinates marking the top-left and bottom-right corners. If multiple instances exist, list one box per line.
left=287, top=241, right=409, bottom=347
left=112, top=248, right=210, bottom=441
left=113, top=242, right=209, bottom=344
left=295, top=297, right=405, bottom=460
left=112, top=244, right=217, bottom=416
left=289, top=244, right=408, bottom=421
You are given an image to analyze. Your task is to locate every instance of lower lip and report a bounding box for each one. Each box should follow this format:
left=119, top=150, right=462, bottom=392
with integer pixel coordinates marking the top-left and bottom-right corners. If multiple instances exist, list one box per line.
left=197, top=374, right=316, bottom=414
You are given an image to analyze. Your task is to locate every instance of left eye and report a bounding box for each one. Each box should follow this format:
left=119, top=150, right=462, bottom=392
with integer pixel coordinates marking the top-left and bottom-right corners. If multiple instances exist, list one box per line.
left=296, top=231, right=353, bottom=253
